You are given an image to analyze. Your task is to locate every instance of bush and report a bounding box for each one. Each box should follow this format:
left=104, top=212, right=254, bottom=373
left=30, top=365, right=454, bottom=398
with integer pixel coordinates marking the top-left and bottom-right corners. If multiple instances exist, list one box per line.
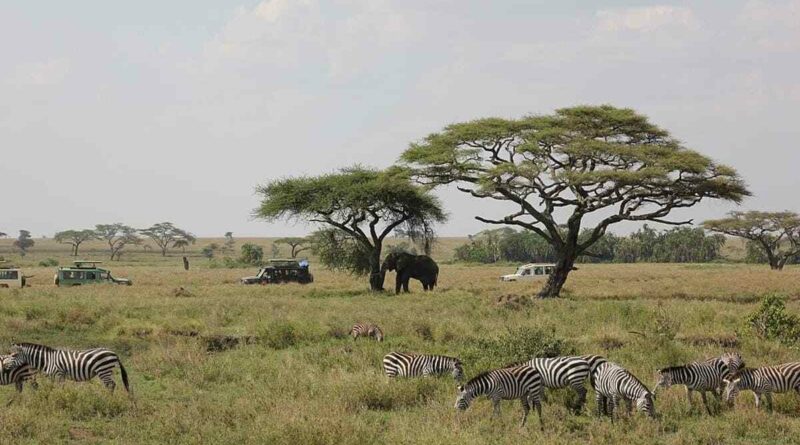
left=748, top=294, right=800, bottom=345
left=239, top=243, right=264, bottom=266
left=465, top=327, right=572, bottom=368
left=38, top=258, right=58, bottom=267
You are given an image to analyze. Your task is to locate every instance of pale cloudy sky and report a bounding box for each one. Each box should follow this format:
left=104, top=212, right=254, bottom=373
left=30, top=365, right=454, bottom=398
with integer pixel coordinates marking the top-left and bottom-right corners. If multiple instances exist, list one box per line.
left=1, top=0, right=798, bottom=237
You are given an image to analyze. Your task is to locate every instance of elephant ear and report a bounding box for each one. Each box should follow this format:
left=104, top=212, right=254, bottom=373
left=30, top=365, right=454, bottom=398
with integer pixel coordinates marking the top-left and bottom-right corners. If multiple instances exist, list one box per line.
left=396, top=253, right=414, bottom=270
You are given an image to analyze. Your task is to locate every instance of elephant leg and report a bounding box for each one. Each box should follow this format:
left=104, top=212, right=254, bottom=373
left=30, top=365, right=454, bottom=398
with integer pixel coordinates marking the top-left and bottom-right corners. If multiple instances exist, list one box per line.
left=395, top=274, right=403, bottom=294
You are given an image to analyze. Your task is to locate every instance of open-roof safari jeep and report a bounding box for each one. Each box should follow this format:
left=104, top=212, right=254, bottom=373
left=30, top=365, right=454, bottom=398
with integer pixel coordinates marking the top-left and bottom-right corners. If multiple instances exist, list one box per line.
left=240, top=259, right=313, bottom=285
left=500, top=263, right=556, bottom=282
left=0, top=262, right=26, bottom=288
left=54, top=261, right=132, bottom=287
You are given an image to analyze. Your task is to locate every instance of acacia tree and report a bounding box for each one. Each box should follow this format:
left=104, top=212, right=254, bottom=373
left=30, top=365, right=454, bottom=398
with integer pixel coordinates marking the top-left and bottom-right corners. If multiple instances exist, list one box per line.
left=255, top=167, right=446, bottom=291
left=95, top=224, right=140, bottom=260
left=0, top=231, right=7, bottom=238
left=54, top=229, right=96, bottom=256
left=703, top=211, right=800, bottom=270
left=140, top=222, right=196, bottom=256
left=402, top=105, right=749, bottom=297
left=274, top=237, right=312, bottom=258
left=13, top=230, right=34, bottom=257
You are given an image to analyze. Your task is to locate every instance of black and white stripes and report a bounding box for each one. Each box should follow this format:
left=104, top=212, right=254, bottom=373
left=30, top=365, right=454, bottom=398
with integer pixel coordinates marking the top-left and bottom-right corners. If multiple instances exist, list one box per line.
left=0, top=354, right=37, bottom=393
left=724, top=362, right=800, bottom=411
left=383, top=352, right=463, bottom=380
left=593, top=361, right=655, bottom=418
left=350, top=323, right=384, bottom=342
left=3, top=343, right=131, bottom=395
left=455, top=365, right=544, bottom=428
left=523, top=356, right=592, bottom=411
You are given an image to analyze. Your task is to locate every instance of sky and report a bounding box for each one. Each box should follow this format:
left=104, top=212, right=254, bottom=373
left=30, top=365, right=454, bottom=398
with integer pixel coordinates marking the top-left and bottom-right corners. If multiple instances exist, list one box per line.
left=1, top=0, right=798, bottom=237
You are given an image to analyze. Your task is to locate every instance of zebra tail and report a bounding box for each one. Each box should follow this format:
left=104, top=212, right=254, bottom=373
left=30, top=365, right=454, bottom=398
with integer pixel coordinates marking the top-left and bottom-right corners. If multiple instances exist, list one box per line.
left=119, top=360, right=133, bottom=397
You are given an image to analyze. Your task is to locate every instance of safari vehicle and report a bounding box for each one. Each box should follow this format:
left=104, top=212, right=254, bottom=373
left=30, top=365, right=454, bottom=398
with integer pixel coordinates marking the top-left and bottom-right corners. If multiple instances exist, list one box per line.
left=0, top=261, right=26, bottom=288
left=500, top=263, right=555, bottom=282
left=54, top=261, right=132, bottom=287
left=240, top=259, right=313, bottom=285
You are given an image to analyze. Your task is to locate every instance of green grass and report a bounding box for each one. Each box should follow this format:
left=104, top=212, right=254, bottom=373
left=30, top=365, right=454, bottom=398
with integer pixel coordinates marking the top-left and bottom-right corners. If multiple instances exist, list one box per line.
left=0, top=242, right=798, bottom=443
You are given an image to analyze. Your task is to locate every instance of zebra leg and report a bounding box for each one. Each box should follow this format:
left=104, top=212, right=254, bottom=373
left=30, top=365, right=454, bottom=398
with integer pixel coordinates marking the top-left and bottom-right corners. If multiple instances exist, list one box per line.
left=700, top=391, right=712, bottom=416
left=531, top=396, right=544, bottom=431
left=15, top=380, right=23, bottom=393
left=686, top=388, right=695, bottom=412
left=596, top=393, right=607, bottom=417
left=624, top=397, right=632, bottom=415
left=519, top=397, right=530, bottom=427
left=492, top=397, right=501, bottom=418
left=573, top=384, right=587, bottom=414
left=754, top=393, right=761, bottom=410
left=99, top=372, right=116, bottom=393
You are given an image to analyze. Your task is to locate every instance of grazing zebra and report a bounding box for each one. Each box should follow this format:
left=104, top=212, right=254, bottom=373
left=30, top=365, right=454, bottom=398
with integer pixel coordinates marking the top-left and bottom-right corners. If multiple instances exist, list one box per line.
left=593, top=361, right=655, bottom=419
left=455, top=365, right=544, bottom=428
left=3, top=343, right=131, bottom=396
left=703, top=352, right=745, bottom=393
left=579, top=354, right=608, bottom=387
left=654, top=362, right=722, bottom=415
left=350, top=323, right=384, bottom=342
left=724, top=362, right=800, bottom=412
left=0, top=354, right=37, bottom=393
left=382, top=352, right=463, bottom=380
left=523, top=356, right=592, bottom=412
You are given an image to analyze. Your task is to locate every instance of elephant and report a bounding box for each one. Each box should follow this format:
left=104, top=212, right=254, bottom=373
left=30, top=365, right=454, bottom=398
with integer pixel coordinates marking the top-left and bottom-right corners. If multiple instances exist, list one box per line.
left=381, top=251, right=439, bottom=294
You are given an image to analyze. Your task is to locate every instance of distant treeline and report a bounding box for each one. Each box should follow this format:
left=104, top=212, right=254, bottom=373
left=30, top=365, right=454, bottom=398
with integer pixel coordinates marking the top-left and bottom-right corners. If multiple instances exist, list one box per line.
left=453, top=225, right=728, bottom=264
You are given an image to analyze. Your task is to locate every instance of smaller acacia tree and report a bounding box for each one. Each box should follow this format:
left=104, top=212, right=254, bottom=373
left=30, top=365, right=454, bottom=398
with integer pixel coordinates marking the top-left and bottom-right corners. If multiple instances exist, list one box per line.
left=13, top=230, right=34, bottom=257
left=704, top=211, right=800, bottom=270
left=95, top=224, right=140, bottom=260
left=255, top=167, right=446, bottom=291
left=0, top=231, right=7, bottom=238
left=140, top=222, right=196, bottom=256
left=274, top=237, right=312, bottom=258
left=54, top=229, right=96, bottom=256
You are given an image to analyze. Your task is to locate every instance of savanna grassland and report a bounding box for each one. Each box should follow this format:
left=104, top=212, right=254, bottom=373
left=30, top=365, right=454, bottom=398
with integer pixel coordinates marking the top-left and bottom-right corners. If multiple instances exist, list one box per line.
left=1, top=238, right=800, bottom=444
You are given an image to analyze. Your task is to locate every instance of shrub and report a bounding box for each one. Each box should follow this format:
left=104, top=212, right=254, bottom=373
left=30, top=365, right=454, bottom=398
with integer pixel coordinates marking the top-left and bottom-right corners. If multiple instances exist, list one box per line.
left=748, top=294, right=800, bottom=345
left=465, top=327, right=572, bottom=367
left=239, top=243, right=264, bottom=265
left=38, top=258, right=58, bottom=267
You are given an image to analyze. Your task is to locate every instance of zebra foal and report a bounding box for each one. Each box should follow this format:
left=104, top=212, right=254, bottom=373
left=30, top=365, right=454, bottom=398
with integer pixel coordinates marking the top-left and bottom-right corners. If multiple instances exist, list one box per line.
left=3, top=343, right=132, bottom=396
left=350, top=323, right=384, bottom=342
left=382, top=352, right=463, bottom=380
left=455, top=365, right=544, bottom=428
left=593, top=361, right=655, bottom=419
left=724, top=362, right=800, bottom=412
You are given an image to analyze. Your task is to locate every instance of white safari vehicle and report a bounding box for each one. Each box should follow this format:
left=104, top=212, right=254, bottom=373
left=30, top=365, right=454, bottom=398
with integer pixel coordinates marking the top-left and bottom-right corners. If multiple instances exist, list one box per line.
left=0, top=261, right=25, bottom=288
left=500, top=263, right=555, bottom=282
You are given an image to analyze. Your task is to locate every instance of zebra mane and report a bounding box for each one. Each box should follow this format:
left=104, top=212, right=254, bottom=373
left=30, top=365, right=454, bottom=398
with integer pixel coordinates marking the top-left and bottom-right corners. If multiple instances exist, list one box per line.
left=658, top=365, right=688, bottom=374
left=13, top=342, right=55, bottom=352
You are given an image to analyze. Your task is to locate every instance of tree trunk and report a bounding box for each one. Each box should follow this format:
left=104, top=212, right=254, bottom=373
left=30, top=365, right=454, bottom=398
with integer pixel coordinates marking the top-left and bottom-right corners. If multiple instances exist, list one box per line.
left=368, top=249, right=385, bottom=292
left=538, top=252, right=576, bottom=298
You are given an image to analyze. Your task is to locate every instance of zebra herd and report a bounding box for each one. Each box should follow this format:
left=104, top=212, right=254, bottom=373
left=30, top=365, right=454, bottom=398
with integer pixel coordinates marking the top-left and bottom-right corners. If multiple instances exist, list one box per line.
left=370, top=334, right=800, bottom=427
left=0, top=342, right=132, bottom=400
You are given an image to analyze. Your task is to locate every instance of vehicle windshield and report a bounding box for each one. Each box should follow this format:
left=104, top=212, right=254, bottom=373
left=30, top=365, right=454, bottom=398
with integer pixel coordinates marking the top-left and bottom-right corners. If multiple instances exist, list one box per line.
left=0, top=270, right=19, bottom=280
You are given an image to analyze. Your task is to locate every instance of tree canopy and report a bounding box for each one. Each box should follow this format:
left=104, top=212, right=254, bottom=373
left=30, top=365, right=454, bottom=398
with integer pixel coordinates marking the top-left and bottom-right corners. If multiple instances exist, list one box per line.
left=139, top=223, right=196, bottom=257
left=255, top=167, right=446, bottom=291
left=274, top=237, right=312, bottom=258
left=95, top=224, right=140, bottom=261
left=703, top=211, right=800, bottom=270
left=13, top=230, right=34, bottom=257
left=54, top=229, right=96, bottom=256
left=402, top=105, right=749, bottom=297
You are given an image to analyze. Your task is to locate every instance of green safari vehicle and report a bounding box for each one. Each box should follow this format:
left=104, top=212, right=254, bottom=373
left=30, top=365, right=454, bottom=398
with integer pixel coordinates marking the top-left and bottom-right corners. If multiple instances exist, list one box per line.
left=54, top=261, right=132, bottom=287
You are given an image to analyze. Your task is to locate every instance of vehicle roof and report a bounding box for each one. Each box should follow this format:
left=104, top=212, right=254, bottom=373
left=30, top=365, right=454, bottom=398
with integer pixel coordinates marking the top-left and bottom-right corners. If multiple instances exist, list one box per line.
left=59, top=266, right=109, bottom=271
left=517, top=263, right=556, bottom=268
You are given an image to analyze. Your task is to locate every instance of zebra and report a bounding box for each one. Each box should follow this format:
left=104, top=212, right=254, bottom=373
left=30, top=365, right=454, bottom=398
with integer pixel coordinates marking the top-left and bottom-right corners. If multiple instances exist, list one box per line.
left=455, top=365, right=544, bottom=428
left=382, top=352, right=463, bottom=380
left=724, top=362, right=800, bottom=412
left=522, top=356, right=593, bottom=412
left=0, top=354, right=37, bottom=393
left=350, top=323, right=384, bottom=342
left=593, top=361, right=655, bottom=419
left=654, top=362, right=723, bottom=415
left=2, top=343, right=132, bottom=396
left=579, top=354, right=608, bottom=386
left=702, top=352, right=745, bottom=394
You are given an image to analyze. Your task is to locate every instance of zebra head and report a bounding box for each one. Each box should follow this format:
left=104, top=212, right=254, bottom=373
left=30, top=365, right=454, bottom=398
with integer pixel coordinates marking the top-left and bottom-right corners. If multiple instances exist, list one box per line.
left=721, top=352, right=745, bottom=378
left=454, top=384, right=473, bottom=410
left=368, top=326, right=384, bottom=342
left=0, top=351, right=23, bottom=372
left=723, top=378, right=741, bottom=405
left=452, top=361, right=464, bottom=381
left=636, top=393, right=656, bottom=418
left=653, top=368, right=675, bottom=392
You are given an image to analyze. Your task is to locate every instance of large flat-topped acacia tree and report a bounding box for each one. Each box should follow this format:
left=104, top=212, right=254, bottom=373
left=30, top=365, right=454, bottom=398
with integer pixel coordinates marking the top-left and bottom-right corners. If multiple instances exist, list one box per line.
left=402, top=105, right=750, bottom=297
left=704, top=211, right=800, bottom=270
left=254, top=167, right=446, bottom=291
